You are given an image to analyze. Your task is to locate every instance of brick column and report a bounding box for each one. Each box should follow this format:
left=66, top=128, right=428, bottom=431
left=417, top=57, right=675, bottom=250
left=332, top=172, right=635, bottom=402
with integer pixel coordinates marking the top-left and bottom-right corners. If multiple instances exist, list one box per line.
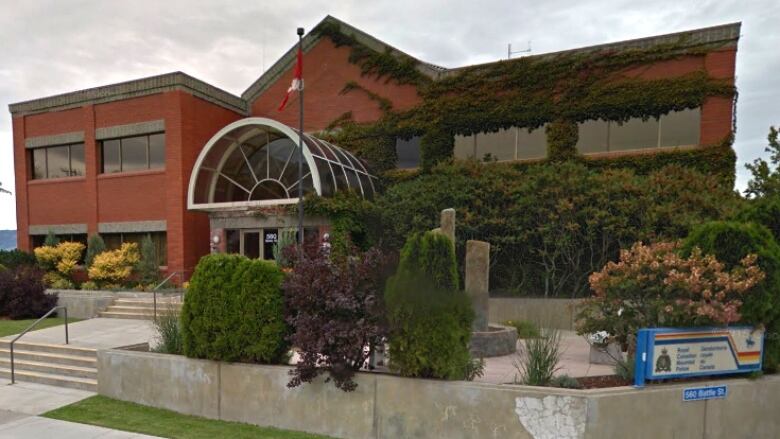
left=12, top=116, right=29, bottom=250
left=83, top=105, right=99, bottom=235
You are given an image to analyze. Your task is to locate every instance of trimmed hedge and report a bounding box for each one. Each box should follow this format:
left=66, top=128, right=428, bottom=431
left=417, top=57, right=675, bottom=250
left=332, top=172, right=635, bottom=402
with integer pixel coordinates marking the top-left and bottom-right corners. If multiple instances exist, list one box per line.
left=681, top=221, right=780, bottom=371
left=181, top=254, right=289, bottom=364
left=385, top=232, right=474, bottom=379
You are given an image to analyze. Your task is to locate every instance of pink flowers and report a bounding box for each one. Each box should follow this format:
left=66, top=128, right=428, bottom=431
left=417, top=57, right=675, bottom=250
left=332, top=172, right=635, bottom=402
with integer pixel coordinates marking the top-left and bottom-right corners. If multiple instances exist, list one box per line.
left=578, top=241, right=765, bottom=350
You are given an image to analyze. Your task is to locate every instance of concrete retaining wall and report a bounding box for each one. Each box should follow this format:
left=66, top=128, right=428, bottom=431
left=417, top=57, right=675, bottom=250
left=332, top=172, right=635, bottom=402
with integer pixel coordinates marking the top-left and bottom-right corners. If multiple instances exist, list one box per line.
left=48, top=290, right=115, bottom=319
left=489, top=297, right=584, bottom=330
left=98, top=349, right=780, bottom=439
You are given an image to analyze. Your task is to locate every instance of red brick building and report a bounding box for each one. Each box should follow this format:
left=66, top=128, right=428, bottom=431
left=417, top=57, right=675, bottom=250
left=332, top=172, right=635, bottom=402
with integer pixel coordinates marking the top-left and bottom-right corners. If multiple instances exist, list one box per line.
left=9, top=16, right=740, bottom=279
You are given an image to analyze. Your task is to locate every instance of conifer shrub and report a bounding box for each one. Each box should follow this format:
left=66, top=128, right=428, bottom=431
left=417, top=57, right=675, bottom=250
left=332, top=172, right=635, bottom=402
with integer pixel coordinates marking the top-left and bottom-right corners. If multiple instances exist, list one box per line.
left=88, top=243, right=140, bottom=286
left=681, top=221, right=780, bottom=370
left=181, top=254, right=289, bottom=364
left=735, top=196, right=780, bottom=244
left=85, top=234, right=106, bottom=268
left=135, top=235, right=160, bottom=286
left=385, top=231, right=474, bottom=379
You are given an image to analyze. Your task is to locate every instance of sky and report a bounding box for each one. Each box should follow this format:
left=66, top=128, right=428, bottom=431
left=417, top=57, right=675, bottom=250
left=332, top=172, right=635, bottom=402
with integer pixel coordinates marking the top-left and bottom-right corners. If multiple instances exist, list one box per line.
left=0, top=0, right=778, bottom=230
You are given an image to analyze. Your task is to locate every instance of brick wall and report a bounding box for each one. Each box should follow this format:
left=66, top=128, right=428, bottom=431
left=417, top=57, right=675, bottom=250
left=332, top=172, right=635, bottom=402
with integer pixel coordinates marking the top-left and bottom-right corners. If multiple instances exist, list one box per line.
left=250, top=38, right=422, bottom=131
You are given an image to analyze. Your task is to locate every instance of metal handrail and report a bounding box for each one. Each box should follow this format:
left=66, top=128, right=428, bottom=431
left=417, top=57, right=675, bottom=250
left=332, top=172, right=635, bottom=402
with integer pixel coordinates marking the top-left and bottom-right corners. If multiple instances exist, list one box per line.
left=9, top=305, right=68, bottom=385
left=152, top=271, right=183, bottom=320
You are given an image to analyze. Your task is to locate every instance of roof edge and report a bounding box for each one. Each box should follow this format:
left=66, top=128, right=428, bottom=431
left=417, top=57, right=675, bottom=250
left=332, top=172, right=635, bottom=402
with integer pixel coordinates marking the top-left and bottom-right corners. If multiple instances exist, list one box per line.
left=9, top=71, right=248, bottom=116
left=446, top=22, right=741, bottom=74
left=241, top=15, right=444, bottom=104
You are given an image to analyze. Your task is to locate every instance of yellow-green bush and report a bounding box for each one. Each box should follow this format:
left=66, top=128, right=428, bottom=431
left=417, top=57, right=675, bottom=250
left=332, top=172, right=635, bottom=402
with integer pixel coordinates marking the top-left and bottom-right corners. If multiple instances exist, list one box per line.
left=34, top=242, right=85, bottom=288
left=88, top=243, right=140, bottom=285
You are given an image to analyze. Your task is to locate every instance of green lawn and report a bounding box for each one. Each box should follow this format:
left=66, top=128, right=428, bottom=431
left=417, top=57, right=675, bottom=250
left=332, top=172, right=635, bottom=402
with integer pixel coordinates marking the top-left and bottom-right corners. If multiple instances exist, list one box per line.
left=0, top=317, right=82, bottom=337
left=44, top=395, right=334, bottom=439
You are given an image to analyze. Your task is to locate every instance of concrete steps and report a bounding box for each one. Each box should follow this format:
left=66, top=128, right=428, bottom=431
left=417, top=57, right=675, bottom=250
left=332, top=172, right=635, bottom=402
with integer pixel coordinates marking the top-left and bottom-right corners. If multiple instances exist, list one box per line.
left=0, top=340, right=97, bottom=391
left=98, top=296, right=182, bottom=321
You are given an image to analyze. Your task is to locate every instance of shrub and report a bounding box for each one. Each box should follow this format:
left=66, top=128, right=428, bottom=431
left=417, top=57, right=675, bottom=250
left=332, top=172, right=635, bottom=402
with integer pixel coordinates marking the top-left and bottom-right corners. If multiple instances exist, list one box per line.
left=181, top=254, right=289, bottom=364
left=0, top=249, right=36, bottom=270
left=376, top=161, right=738, bottom=297
left=504, top=320, right=540, bottom=339
left=135, top=235, right=160, bottom=286
left=152, top=305, right=183, bottom=355
left=577, top=241, right=765, bottom=353
left=514, top=327, right=562, bottom=386
left=80, top=281, right=99, bottom=291
left=284, top=246, right=391, bottom=391
left=734, top=196, right=780, bottom=244
left=385, top=232, right=474, bottom=380
left=34, top=242, right=84, bottom=276
left=44, top=230, right=59, bottom=247
left=614, top=354, right=635, bottom=382
left=44, top=272, right=75, bottom=290
left=681, top=221, right=780, bottom=370
left=0, top=266, right=57, bottom=319
left=550, top=374, right=582, bottom=389
left=88, top=243, right=140, bottom=286
left=85, top=234, right=106, bottom=268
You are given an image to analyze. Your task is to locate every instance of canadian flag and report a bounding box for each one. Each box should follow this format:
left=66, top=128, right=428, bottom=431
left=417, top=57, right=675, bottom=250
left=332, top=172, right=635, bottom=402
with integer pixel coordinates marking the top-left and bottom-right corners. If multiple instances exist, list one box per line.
left=278, top=47, right=303, bottom=111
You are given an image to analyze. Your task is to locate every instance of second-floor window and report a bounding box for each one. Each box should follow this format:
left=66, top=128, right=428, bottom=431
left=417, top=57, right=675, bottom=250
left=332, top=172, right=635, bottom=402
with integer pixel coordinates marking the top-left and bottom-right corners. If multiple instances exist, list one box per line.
left=31, top=143, right=85, bottom=179
left=101, top=133, right=165, bottom=173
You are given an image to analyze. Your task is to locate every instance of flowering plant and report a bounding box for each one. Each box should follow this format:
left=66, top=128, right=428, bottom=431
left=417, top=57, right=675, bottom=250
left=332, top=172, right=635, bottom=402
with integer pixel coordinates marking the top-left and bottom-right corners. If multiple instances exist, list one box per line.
left=577, top=241, right=765, bottom=352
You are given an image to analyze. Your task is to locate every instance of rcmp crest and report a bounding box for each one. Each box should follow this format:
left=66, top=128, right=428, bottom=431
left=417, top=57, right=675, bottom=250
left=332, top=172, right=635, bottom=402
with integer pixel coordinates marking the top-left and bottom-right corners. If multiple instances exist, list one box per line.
left=655, top=348, right=672, bottom=372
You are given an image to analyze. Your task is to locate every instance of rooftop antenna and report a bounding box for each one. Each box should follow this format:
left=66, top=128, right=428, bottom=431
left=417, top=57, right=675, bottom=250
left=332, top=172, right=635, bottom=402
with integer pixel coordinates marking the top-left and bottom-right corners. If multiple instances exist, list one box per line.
left=508, top=41, right=532, bottom=59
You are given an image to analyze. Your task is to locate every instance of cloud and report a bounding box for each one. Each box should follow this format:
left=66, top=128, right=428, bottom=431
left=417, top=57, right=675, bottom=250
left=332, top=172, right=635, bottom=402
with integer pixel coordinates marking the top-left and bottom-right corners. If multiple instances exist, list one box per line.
left=1, top=0, right=778, bottom=230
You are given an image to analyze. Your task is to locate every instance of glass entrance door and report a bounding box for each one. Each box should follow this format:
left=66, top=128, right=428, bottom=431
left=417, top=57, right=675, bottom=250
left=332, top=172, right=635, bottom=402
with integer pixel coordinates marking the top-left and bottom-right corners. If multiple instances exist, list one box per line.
left=240, top=230, right=260, bottom=259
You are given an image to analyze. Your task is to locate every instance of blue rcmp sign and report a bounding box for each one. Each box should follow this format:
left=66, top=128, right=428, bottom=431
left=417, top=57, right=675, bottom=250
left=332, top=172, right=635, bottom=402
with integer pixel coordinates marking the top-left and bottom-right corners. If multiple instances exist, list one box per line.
left=682, top=385, right=728, bottom=402
left=634, top=326, right=764, bottom=388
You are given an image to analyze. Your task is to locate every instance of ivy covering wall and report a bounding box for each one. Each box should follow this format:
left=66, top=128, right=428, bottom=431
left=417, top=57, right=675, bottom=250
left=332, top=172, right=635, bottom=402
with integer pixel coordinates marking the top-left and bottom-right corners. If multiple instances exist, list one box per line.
left=315, top=22, right=736, bottom=177
left=299, top=23, right=742, bottom=297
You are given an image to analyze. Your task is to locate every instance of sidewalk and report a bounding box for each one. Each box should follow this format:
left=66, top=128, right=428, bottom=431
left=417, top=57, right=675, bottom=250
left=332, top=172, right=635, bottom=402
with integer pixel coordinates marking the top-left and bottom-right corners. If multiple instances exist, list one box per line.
left=0, top=318, right=156, bottom=349
left=0, top=379, right=159, bottom=438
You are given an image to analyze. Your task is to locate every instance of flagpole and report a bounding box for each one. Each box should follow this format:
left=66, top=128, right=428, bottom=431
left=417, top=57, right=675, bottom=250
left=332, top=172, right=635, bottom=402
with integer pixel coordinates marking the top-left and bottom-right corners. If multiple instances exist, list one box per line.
left=296, top=27, right=304, bottom=256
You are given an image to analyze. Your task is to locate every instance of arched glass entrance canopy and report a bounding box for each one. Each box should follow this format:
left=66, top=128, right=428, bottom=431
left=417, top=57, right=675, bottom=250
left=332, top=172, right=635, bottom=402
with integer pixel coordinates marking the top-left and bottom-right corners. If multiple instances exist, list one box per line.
left=188, top=117, right=376, bottom=211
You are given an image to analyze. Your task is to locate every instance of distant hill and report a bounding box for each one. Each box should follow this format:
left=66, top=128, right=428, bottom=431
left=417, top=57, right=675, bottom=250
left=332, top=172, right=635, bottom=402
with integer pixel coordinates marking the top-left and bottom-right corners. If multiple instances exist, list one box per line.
left=0, top=230, right=16, bottom=250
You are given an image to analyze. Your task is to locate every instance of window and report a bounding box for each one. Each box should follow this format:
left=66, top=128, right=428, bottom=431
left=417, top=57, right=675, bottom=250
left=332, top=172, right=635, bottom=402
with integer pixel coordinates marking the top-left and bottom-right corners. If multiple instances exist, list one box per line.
left=395, top=137, right=421, bottom=169
left=101, top=133, right=165, bottom=173
left=454, top=126, right=548, bottom=161
left=576, top=108, right=701, bottom=155
left=610, top=117, right=660, bottom=152
left=30, top=143, right=85, bottom=180
left=101, top=231, right=167, bottom=265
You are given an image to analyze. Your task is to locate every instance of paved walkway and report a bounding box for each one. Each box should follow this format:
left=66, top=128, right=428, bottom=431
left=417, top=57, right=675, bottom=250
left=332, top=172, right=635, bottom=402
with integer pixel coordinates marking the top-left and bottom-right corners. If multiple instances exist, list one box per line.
left=477, top=330, right=615, bottom=384
left=0, top=379, right=159, bottom=438
left=1, top=318, right=156, bottom=349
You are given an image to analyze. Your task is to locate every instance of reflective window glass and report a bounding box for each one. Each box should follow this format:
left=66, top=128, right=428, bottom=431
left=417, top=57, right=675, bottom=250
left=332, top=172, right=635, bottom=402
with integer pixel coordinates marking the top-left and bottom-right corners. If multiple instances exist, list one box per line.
left=32, top=148, right=46, bottom=179
left=69, top=143, right=85, bottom=177
left=46, top=146, right=70, bottom=179
left=609, top=117, right=659, bottom=151
left=660, top=108, right=700, bottom=147
left=517, top=126, right=547, bottom=160
left=454, top=134, right=476, bottom=159
left=149, top=133, right=165, bottom=169
left=476, top=129, right=515, bottom=161
left=102, top=140, right=121, bottom=173
left=121, top=136, right=148, bottom=171
left=576, top=120, right=609, bottom=154
left=395, top=136, right=421, bottom=169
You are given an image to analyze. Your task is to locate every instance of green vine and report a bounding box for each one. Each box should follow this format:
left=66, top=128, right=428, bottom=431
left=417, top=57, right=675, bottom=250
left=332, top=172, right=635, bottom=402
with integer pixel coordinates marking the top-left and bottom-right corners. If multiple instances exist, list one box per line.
left=315, top=22, right=429, bottom=86
left=317, top=22, right=737, bottom=179
left=545, top=120, right=579, bottom=161
left=340, top=81, right=394, bottom=113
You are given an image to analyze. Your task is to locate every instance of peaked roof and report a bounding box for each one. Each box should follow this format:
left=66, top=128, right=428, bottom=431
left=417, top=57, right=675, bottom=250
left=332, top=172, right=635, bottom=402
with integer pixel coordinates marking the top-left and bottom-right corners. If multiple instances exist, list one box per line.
left=10, top=17, right=741, bottom=116
left=240, top=15, right=445, bottom=104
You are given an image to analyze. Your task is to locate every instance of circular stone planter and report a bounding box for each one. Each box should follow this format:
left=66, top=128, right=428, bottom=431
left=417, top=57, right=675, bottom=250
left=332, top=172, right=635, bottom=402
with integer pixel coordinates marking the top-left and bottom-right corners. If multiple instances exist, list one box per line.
left=469, top=324, right=518, bottom=358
